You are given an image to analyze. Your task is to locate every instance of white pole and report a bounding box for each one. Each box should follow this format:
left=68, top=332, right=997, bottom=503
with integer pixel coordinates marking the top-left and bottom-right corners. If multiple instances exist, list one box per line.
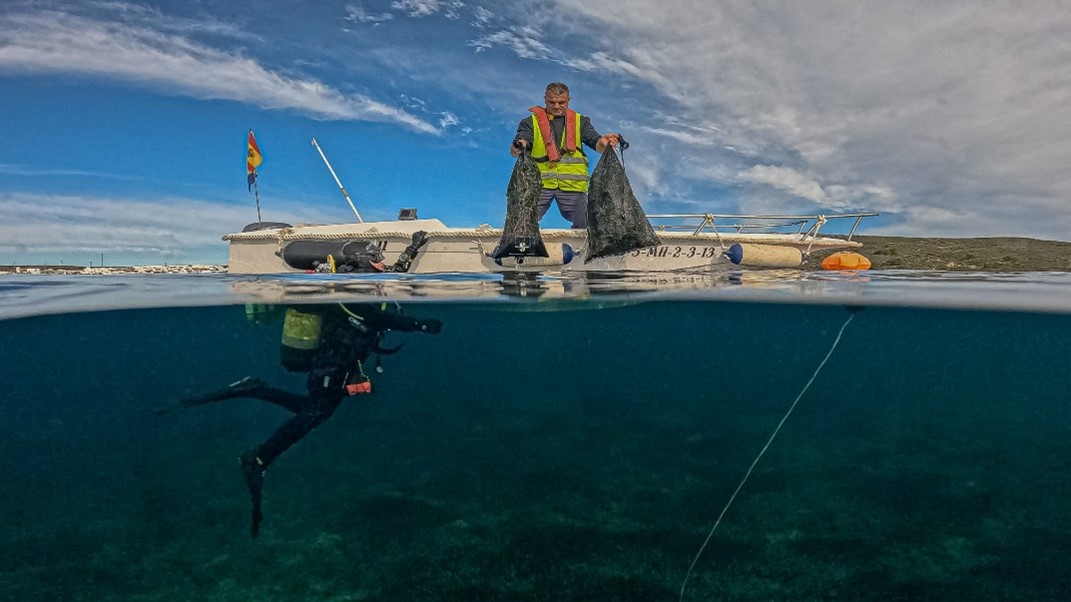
left=310, top=138, right=363, bottom=223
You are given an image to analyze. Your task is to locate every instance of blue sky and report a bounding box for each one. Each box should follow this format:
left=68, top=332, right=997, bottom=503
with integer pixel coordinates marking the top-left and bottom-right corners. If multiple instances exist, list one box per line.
left=2, top=1, right=1069, bottom=265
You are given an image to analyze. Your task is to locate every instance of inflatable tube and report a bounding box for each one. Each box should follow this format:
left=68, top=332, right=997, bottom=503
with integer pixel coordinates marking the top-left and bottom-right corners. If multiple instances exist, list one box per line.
left=281, top=239, right=381, bottom=271
left=724, top=243, right=804, bottom=268
left=493, top=243, right=574, bottom=268
left=821, top=252, right=872, bottom=271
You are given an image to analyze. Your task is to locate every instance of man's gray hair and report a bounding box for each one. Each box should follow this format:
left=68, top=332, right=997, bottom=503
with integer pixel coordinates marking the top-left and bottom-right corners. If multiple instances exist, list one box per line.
left=545, top=82, right=570, bottom=96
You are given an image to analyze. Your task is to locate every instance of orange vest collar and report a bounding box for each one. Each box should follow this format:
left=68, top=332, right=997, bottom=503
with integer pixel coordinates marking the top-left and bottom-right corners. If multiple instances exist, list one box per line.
left=529, top=106, right=578, bottom=162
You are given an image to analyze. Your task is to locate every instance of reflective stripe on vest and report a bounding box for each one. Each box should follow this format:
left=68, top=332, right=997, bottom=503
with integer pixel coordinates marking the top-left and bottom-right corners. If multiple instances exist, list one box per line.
left=530, top=110, right=589, bottom=192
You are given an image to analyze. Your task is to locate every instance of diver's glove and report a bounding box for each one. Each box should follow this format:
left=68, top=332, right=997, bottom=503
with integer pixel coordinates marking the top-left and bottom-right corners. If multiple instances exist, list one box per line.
left=390, top=230, right=430, bottom=273
left=409, top=230, right=430, bottom=249
left=417, top=319, right=443, bottom=335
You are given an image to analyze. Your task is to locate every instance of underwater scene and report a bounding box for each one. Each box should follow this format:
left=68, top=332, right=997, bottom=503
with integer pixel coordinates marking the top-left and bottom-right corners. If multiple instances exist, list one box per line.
left=1, top=272, right=1070, bottom=600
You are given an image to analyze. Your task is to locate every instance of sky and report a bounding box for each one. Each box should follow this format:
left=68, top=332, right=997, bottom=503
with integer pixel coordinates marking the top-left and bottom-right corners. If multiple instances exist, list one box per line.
left=1, top=1, right=1069, bottom=265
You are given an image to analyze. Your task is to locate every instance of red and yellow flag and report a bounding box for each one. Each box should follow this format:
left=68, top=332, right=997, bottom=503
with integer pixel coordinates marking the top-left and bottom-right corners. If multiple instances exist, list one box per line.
left=247, top=129, right=263, bottom=190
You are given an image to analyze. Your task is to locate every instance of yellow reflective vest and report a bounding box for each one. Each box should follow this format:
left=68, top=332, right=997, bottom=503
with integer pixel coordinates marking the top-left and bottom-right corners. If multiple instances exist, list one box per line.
left=530, top=111, right=589, bottom=192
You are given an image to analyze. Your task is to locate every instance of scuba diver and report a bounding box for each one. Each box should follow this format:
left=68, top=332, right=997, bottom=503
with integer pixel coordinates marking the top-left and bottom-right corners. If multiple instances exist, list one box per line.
left=306, top=231, right=431, bottom=274
left=155, top=302, right=442, bottom=538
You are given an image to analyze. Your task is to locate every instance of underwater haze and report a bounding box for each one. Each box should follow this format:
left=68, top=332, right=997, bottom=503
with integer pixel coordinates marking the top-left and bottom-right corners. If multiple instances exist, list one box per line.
left=1, top=271, right=1070, bottom=600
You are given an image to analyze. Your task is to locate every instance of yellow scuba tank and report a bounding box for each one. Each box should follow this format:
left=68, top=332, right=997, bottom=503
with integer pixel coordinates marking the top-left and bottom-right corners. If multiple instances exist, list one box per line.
left=280, top=308, right=323, bottom=371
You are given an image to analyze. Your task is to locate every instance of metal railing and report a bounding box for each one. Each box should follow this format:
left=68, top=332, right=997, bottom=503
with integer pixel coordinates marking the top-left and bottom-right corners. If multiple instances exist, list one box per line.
left=644, top=211, right=879, bottom=241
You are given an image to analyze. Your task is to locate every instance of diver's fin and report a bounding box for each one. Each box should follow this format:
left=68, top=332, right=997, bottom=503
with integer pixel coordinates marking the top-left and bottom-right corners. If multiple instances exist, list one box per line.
left=240, top=447, right=265, bottom=535
left=250, top=496, right=263, bottom=540
left=239, top=450, right=265, bottom=539
left=157, top=377, right=269, bottom=414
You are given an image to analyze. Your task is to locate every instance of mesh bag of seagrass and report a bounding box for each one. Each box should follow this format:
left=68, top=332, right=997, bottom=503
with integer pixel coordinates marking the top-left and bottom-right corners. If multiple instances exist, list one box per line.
left=492, top=152, right=548, bottom=259
left=585, top=146, right=659, bottom=261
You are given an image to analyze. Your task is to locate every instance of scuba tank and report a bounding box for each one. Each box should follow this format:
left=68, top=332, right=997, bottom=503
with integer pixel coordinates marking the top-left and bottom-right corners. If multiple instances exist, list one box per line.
left=280, top=308, right=323, bottom=371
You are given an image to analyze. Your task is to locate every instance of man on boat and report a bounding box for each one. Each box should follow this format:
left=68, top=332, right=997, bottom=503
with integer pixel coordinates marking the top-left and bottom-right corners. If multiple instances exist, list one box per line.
left=510, top=82, right=622, bottom=228
left=155, top=302, right=442, bottom=538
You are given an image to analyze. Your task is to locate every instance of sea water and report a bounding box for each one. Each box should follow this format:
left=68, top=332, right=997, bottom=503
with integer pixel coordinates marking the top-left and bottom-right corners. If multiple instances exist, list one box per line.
left=1, top=270, right=1069, bottom=600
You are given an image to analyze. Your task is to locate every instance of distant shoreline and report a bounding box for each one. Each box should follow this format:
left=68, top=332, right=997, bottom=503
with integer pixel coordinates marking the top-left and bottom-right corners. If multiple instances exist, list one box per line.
left=3, top=236, right=1070, bottom=275
left=840, top=236, right=1071, bottom=272
left=0, top=264, right=227, bottom=275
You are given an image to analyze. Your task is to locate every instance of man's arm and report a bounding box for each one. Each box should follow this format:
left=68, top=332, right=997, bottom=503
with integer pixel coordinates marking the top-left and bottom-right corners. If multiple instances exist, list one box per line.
left=511, top=118, right=533, bottom=157
left=582, top=115, right=621, bottom=153
left=580, top=116, right=601, bottom=151
left=343, top=304, right=442, bottom=335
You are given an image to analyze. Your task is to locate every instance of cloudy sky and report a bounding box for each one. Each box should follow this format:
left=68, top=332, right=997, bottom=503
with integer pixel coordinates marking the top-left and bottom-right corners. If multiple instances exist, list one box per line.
left=2, top=1, right=1069, bottom=265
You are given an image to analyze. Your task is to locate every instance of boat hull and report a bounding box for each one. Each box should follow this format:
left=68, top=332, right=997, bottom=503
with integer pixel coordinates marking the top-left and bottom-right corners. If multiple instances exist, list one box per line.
left=223, top=218, right=864, bottom=274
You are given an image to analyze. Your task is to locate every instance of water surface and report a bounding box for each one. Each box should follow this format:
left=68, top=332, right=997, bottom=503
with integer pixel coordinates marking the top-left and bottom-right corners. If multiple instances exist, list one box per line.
left=1, top=270, right=1069, bottom=600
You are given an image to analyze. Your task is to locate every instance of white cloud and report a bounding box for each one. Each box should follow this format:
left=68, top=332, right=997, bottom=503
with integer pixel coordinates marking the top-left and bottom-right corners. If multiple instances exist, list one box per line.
left=0, top=10, right=440, bottom=134
left=0, top=192, right=339, bottom=263
left=400, top=94, right=428, bottom=109
left=628, top=125, right=720, bottom=148
left=390, top=0, right=465, bottom=18
left=736, top=165, right=898, bottom=213
left=0, top=163, right=136, bottom=179
left=507, top=0, right=1071, bottom=239
left=471, top=6, right=494, bottom=28
left=345, top=3, right=394, bottom=24
left=739, top=165, right=828, bottom=205
left=564, top=51, right=647, bottom=79
left=468, top=26, right=552, bottom=59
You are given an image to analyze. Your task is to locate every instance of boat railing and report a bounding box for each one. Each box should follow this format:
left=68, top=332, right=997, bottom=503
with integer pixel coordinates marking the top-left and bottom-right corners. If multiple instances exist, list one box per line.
left=645, top=211, right=878, bottom=242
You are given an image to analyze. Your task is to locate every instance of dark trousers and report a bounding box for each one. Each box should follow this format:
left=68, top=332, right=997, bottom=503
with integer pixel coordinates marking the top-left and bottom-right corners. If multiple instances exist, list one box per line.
left=179, top=365, right=348, bottom=467
left=537, top=188, right=588, bottom=228
left=249, top=384, right=343, bottom=466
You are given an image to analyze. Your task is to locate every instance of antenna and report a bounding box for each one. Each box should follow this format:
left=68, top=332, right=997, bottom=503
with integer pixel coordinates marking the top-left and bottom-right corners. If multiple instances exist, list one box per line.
left=310, top=137, right=363, bottom=223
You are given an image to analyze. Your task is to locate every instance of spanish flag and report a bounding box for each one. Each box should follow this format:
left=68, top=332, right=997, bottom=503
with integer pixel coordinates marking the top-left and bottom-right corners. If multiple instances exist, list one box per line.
left=247, top=129, right=263, bottom=190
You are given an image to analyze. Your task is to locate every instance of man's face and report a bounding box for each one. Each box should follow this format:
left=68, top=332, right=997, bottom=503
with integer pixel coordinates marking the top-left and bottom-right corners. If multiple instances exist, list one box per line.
left=544, top=92, right=570, bottom=117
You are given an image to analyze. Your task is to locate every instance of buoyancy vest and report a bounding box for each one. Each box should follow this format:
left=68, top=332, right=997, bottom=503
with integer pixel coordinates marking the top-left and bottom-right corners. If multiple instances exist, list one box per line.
left=529, top=107, right=589, bottom=192
left=280, top=308, right=323, bottom=371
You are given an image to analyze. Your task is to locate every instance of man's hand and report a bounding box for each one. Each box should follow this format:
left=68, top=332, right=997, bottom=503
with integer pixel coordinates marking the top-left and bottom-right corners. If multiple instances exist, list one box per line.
left=596, top=133, right=622, bottom=153
left=510, top=138, right=528, bottom=157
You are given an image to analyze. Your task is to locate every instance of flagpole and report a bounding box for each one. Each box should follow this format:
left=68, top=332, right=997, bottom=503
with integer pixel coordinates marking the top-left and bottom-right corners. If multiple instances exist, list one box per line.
left=247, top=129, right=264, bottom=223
left=253, top=171, right=262, bottom=223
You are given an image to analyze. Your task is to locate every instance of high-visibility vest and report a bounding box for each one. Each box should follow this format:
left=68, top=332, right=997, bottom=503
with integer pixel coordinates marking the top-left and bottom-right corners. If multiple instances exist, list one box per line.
left=530, top=108, right=589, bottom=192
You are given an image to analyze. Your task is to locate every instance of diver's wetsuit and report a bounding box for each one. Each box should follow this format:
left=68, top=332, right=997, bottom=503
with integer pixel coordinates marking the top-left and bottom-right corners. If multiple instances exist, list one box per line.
left=161, top=303, right=441, bottom=538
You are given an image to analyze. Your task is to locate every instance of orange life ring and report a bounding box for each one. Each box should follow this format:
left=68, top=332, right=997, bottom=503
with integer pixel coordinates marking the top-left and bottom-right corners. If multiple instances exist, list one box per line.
left=821, top=252, right=872, bottom=271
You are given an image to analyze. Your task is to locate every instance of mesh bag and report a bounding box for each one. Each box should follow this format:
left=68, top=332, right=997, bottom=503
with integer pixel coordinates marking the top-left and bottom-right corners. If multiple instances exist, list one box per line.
left=492, top=152, right=548, bottom=259
left=585, top=147, right=659, bottom=261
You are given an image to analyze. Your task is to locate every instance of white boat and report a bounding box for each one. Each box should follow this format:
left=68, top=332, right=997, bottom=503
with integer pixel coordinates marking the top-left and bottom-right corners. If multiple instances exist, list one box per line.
left=224, top=138, right=876, bottom=274
left=223, top=211, right=877, bottom=274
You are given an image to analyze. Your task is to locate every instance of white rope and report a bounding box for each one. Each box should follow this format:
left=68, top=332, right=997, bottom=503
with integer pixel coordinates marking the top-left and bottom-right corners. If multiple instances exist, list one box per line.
left=679, top=310, right=857, bottom=601
left=224, top=228, right=589, bottom=242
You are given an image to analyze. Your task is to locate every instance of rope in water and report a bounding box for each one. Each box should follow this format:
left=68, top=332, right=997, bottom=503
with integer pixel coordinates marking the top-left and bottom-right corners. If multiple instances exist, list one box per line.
left=679, top=310, right=858, bottom=601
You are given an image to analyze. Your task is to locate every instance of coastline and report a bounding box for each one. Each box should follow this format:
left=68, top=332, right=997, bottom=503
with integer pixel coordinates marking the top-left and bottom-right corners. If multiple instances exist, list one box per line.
left=825, top=236, right=1071, bottom=272
left=0, top=264, right=227, bottom=275
left=3, top=236, right=1070, bottom=275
